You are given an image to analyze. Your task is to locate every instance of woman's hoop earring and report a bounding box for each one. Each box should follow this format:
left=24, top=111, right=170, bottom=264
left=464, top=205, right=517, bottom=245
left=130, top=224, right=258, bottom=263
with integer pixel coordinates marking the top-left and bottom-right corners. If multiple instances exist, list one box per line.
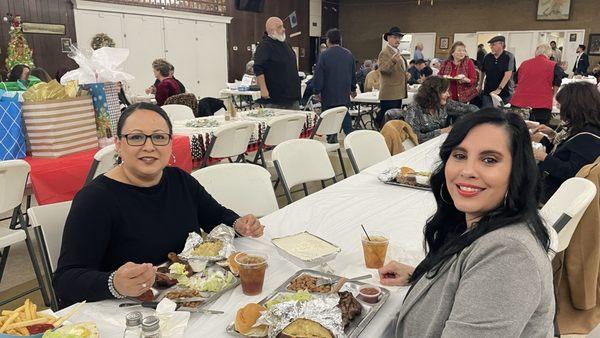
left=440, top=183, right=453, bottom=205
left=170, top=153, right=177, bottom=165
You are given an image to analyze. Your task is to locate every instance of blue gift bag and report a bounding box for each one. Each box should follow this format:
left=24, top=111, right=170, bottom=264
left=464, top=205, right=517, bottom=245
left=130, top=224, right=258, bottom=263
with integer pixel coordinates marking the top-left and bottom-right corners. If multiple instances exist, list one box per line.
left=0, top=101, right=26, bottom=160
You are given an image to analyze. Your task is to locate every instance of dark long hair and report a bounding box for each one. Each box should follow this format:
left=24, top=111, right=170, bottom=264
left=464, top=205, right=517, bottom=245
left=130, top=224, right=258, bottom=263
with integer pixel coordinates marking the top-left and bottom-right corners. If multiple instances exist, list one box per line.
left=7, top=64, right=30, bottom=82
left=409, top=108, right=550, bottom=283
left=415, top=76, right=449, bottom=109
left=555, top=82, right=600, bottom=137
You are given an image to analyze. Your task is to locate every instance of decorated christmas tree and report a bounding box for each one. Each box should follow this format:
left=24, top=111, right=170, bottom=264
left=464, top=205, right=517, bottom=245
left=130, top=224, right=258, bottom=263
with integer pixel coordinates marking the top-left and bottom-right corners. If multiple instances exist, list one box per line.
left=5, top=15, right=35, bottom=71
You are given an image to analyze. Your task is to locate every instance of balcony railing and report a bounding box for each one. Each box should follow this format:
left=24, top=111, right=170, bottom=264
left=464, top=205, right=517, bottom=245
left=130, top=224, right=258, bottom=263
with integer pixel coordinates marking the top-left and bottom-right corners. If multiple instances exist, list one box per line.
left=89, top=0, right=228, bottom=15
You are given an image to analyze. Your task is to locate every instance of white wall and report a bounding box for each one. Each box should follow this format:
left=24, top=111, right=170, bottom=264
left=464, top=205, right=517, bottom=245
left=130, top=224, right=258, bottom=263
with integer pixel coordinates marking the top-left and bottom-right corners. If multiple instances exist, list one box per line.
left=72, top=0, right=231, bottom=97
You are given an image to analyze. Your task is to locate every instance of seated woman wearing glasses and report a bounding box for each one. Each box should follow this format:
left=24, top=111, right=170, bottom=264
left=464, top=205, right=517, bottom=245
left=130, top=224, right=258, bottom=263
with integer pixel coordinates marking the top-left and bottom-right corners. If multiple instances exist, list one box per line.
left=54, top=103, right=264, bottom=308
left=380, top=108, right=554, bottom=337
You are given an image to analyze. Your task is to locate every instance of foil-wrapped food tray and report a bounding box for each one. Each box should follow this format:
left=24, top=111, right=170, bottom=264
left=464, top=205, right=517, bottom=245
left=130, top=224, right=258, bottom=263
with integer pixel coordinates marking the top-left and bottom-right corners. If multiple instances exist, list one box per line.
left=225, top=269, right=390, bottom=337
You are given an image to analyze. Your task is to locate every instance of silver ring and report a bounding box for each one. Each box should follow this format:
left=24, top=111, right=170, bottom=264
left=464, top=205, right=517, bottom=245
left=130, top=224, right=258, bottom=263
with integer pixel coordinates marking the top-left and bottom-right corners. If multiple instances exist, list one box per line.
left=142, top=283, right=147, bottom=288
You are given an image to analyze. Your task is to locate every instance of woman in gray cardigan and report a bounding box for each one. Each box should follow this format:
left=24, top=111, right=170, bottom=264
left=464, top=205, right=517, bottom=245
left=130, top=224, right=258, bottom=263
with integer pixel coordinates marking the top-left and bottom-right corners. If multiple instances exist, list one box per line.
left=379, top=108, right=555, bottom=337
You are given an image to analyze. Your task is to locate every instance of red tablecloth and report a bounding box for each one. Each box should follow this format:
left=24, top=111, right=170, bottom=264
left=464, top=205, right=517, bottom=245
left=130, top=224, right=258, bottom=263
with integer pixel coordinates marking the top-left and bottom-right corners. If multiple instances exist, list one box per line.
left=24, top=135, right=192, bottom=205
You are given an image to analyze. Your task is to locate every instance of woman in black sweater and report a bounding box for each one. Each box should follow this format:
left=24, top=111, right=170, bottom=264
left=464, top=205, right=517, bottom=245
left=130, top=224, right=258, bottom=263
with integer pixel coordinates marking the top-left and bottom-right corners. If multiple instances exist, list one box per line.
left=53, top=103, right=264, bottom=308
left=531, top=82, right=600, bottom=202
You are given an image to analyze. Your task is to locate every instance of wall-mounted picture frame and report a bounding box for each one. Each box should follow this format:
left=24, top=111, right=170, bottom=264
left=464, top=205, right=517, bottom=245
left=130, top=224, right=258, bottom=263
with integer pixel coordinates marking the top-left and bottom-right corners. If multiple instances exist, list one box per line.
left=61, top=38, right=72, bottom=53
left=536, top=0, right=571, bottom=21
left=588, top=34, right=600, bottom=56
left=439, top=37, right=450, bottom=50
left=569, top=33, right=578, bottom=42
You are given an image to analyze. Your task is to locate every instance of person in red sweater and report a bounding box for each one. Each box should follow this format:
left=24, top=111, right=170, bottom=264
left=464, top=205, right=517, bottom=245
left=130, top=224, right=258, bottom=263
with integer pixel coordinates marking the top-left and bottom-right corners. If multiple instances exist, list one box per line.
left=152, top=60, right=181, bottom=106
left=438, top=42, right=478, bottom=103
left=510, top=44, right=562, bottom=125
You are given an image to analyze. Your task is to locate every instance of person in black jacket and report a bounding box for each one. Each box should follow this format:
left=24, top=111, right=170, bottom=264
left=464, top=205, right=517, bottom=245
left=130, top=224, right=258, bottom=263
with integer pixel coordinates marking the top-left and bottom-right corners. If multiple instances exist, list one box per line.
left=53, top=103, right=264, bottom=308
left=531, top=82, right=600, bottom=202
left=573, top=44, right=590, bottom=75
left=253, top=17, right=301, bottom=109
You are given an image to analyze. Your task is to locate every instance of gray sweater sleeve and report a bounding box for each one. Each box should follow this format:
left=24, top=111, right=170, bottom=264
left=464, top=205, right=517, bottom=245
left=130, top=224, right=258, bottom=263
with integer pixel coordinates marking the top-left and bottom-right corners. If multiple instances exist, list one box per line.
left=441, top=237, right=543, bottom=337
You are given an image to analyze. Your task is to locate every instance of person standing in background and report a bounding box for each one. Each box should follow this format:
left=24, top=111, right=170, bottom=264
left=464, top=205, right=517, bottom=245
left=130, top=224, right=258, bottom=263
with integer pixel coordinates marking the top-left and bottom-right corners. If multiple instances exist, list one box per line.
left=438, top=41, right=478, bottom=104
left=510, top=44, right=562, bottom=125
left=253, top=17, right=301, bottom=109
left=377, top=26, right=408, bottom=129
left=573, top=44, right=590, bottom=75
left=414, top=42, right=424, bottom=61
left=550, top=41, right=562, bottom=63
left=476, top=44, right=486, bottom=70
left=480, top=36, right=516, bottom=107
left=312, top=28, right=357, bottom=141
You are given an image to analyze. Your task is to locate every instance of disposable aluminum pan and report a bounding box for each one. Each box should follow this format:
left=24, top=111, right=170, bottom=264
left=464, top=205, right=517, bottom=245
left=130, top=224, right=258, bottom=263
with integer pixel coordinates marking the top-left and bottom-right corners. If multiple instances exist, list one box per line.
left=271, top=231, right=341, bottom=268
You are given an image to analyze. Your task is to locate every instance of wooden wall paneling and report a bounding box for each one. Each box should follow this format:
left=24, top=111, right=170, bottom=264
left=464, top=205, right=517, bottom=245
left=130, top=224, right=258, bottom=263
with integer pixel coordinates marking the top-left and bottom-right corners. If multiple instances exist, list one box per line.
left=226, top=0, right=311, bottom=82
left=0, top=0, right=78, bottom=80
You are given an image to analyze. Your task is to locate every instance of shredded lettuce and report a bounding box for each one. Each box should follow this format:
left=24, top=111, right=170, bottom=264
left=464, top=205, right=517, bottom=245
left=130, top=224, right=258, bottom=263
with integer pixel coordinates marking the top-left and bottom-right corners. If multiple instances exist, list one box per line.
left=176, top=270, right=235, bottom=292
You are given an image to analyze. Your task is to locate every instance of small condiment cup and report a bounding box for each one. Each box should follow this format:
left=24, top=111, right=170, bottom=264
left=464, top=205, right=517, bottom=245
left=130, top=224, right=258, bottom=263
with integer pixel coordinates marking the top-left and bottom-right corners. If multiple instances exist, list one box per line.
left=358, top=285, right=381, bottom=304
left=187, top=257, right=208, bottom=273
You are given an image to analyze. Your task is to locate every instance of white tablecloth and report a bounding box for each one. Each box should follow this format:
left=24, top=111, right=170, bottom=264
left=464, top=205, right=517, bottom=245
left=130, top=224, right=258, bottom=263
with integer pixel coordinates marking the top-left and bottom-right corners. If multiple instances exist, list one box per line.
left=352, top=90, right=416, bottom=106
left=57, top=136, right=448, bottom=337
left=219, top=89, right=261, bottom=101
left=172, top=109, right=316, bottom=160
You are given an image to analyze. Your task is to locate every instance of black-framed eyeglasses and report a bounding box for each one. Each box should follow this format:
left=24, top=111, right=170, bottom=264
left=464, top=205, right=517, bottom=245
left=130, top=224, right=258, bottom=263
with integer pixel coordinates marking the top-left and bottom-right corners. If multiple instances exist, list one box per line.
left=120, top=133, right=172, bottom=146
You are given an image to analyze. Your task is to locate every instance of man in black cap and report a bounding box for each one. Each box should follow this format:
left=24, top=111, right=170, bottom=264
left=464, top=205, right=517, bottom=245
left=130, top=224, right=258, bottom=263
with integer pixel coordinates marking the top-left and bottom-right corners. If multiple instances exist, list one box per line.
left=573, top=44, right=589, bottom=75
left=480, top=35, right=516, bottom=107
left=376, top=26, right=408, bottom=129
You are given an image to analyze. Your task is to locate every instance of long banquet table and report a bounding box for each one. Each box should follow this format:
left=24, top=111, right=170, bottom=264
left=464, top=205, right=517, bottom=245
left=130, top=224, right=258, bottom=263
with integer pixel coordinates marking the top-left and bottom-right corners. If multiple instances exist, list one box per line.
left=56, top=135, right=448, bottom=337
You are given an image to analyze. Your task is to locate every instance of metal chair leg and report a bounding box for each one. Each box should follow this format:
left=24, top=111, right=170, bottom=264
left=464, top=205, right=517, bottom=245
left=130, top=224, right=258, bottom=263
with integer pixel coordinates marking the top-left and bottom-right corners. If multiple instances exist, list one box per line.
left=0, top=246, right=10, bottom=284
left=302, top=183, right=309, bottom=196
left=337, top=149, right=347, bottom=178
left=34, top=226, right=59, bottom=310
left=273, top=178, right=280, bottom=191
left=17, top=211, right=51, bottom=307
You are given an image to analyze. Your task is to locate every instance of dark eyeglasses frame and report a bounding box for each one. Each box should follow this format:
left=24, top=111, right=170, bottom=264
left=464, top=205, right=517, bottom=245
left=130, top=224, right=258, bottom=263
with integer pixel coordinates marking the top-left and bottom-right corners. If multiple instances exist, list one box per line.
left=120, top=133, right=172, bottom=146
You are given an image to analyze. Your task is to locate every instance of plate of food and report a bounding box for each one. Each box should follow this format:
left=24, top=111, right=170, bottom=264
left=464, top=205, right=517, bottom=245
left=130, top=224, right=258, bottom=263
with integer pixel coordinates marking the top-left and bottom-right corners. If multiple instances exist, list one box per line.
left=271, top=232, right=341, bottom=268
left=379, top=166, right=432, bottom=191
left=0, top=300, right=92, bottom=338
left=443, top=74, right=466, bottom=81
left=226, top=269, right=388, bottom=338
left=143, top=253, right=240, bottom=309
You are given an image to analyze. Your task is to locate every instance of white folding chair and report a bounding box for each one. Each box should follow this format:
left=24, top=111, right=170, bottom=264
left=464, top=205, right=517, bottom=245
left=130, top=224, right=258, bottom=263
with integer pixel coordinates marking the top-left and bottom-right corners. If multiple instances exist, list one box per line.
left=84, top=144, right=117, bottom=184
left=192, top=163, right=278, bottom=218
left=344, top=130, right=391, bottom=174
left=200, top=121, right=255, bottom=168
left=310, top=106, right=348, bottom=178
left=540, top=177, right=597, bottom=254
left=272, top=139, right=336, bottom=203
left=162, top=104, right=195, bottom=122
left=0, top=160, right=50, bottom=306
left=253, top=114, right=306, bottom=168
left=28, top=201, right=72, bottom=310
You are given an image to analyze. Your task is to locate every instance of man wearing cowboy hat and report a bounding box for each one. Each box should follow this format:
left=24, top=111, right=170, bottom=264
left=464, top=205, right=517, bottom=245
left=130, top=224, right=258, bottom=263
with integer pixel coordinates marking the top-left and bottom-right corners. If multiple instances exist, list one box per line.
left=377, top=26, right=408, bottom=129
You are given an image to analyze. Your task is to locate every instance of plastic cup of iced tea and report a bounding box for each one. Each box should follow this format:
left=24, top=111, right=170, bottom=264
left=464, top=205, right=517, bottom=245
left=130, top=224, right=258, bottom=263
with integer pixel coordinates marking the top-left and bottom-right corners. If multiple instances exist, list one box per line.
left=235, top=251, right=268, bottom=296
left=361, top=232, right=389, bottom=269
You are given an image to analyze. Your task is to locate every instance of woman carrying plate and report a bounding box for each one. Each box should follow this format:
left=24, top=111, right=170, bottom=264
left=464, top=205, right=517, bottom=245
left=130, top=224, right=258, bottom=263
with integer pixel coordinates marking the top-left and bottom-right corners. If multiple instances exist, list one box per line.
left=402, top=76, right=478, bottom=143
left=54, top=102, right=264, bottom=308
left=438, top=41, right=479, bottom=104
left=379, top=108, right=554, bottom=337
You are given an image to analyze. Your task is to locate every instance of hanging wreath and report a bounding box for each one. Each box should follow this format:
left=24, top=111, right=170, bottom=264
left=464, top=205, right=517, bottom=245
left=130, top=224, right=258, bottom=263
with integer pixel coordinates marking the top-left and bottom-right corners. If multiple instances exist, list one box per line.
left=91, top=33, right=115, bottom=50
